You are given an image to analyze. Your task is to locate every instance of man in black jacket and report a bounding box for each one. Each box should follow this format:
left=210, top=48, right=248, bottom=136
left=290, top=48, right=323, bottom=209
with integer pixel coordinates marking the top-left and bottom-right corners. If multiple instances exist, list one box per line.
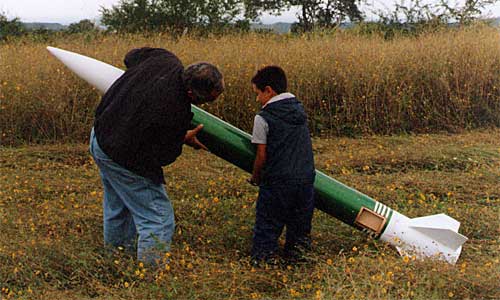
left=89, top=47, right=224, bottom=265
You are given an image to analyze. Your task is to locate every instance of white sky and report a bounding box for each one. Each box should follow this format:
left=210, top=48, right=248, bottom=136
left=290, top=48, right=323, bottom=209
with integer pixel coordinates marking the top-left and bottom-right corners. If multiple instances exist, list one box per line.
left=1, top=0, right=499, bottom=24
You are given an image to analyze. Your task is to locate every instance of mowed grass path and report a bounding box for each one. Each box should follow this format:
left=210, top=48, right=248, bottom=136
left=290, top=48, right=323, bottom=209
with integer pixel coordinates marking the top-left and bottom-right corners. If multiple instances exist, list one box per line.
left=0, top=130, right=499, bottom=299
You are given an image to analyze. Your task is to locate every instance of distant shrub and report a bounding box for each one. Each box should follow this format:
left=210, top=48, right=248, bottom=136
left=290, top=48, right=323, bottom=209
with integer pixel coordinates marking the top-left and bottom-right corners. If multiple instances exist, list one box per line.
left=66, top=19, right=99, bottom=34
left=0, top=13, right=25, bottom=41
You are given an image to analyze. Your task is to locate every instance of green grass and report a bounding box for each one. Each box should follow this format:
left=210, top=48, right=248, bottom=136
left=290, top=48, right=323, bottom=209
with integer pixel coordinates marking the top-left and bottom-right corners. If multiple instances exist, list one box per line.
left=1, top=129, right=499, bottom=299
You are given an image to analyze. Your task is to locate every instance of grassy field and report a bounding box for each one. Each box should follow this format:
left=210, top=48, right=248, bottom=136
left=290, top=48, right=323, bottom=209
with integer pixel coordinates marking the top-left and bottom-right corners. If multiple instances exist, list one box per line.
left=1, top=129, right=499, bottom=299
left=1, top=25, right=500, bottom=299
left=2, top=26, right=500, bottom=145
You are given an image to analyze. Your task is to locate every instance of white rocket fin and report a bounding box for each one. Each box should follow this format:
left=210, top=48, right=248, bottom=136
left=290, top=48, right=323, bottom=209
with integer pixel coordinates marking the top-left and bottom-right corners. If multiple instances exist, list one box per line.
left=380, top=211, right=468, bottom=264
left=408, top=214, right=468, bottom=251
left=410, top=227, right=468, bottom=251
left=409, top=213, right=460, bottom=231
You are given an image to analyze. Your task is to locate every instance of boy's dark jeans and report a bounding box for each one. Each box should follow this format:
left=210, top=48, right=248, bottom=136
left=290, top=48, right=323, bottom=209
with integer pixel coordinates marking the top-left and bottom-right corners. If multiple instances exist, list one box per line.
left=251, top=183, right=314, bottom=261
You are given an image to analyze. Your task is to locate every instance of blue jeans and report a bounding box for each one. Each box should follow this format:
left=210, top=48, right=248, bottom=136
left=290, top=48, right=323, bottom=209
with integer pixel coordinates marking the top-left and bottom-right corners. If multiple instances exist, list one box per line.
left=89, top=128, right=175, bottom=265
left=251, top=183, right=314, bottom=261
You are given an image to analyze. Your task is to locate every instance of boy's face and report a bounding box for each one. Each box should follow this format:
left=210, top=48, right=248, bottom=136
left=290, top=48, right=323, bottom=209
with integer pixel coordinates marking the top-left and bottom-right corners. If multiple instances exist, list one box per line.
left=252, top=84, right=276, bottom=106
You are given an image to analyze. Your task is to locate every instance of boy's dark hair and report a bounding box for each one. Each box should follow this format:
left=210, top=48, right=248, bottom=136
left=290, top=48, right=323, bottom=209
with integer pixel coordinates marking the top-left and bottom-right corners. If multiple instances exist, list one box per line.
left=251, top=66, right=287, bottom=94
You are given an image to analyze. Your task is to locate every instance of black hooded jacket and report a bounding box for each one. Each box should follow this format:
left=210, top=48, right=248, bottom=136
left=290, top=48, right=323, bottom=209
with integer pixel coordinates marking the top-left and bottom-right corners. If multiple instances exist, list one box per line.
left=94, top=48, right=193, bottom=184
left=258, top=97, right=315, bottom=185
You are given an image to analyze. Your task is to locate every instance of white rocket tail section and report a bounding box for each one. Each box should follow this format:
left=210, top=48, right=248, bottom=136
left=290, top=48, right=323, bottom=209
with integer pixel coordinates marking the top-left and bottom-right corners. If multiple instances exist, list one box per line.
left=46, top=46, right=124, bottom=94
left=380, top=212, right=468, bottom=265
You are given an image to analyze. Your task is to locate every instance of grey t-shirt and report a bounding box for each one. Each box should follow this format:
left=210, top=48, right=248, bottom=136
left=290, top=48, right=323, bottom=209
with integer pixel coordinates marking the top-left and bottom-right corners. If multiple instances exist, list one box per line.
left=251, top=92, right=296, bottom=145
left=251, top=115, right=269, bottom=144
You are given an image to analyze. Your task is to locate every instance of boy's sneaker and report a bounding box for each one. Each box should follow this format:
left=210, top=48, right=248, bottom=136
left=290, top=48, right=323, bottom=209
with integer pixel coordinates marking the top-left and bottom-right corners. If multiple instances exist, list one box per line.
left=250, top=254, right=282, bottom=268
left=283, top=246, right=310, bottom=264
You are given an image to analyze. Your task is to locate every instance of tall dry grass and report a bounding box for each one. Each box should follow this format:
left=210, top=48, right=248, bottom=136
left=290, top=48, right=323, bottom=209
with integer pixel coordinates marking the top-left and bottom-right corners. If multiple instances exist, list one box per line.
left=1, top=25, right=500, bottom=145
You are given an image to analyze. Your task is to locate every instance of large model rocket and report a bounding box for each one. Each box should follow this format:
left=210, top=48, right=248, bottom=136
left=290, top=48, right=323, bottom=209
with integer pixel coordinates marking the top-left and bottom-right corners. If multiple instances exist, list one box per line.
left=47, top=46, right=468, bottom=264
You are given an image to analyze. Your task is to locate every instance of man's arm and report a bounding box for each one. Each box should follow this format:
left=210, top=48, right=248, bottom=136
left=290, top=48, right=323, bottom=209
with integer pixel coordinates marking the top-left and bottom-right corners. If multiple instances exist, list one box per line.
left=250, top=144, right=266, bottom=185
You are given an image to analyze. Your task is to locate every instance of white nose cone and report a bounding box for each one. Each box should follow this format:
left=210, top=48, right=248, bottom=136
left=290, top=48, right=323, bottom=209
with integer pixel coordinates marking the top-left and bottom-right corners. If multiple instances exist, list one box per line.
left=380, top=212, right=468, bottom=264
left=46, top=46, right=124, bottom=94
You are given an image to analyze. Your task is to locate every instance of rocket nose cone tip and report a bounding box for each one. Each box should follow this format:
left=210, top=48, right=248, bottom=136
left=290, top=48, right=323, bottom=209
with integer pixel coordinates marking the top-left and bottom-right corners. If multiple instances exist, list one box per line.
left=47, top=46, right=63, bottom=56
left=47, top=46, right=56, bottom=55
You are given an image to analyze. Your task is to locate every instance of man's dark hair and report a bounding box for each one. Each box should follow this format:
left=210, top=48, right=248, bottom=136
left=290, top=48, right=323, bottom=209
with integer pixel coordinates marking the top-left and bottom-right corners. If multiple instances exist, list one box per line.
left=251, top=66, right=287, bottom=94
left=183, top=62, right=224, bottom=104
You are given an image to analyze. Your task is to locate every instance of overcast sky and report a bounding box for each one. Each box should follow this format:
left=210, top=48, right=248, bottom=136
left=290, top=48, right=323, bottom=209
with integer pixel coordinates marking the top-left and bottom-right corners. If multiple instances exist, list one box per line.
left=1, top=0, right=500, bottom=25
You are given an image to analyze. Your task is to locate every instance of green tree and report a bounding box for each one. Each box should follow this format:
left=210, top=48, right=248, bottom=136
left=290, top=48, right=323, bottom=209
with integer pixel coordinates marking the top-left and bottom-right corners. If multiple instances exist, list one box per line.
left=100, top=0, right=244, bottom=32
left=245, top=0, right=363, bottom=31
left=373, top=0, right=499, bottom=26
left=438, top=0, right=499, bottom=25
left=67, top=19, right=98, bottom=34
left=0, top=13, right=25, bottom=40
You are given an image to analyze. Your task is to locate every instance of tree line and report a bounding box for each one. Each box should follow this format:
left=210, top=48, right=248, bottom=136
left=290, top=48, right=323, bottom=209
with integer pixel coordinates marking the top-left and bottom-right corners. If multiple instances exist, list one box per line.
left=0, top=16, right=101, bottom=41
left=98, top=0, right=499, bottom=32
left=0, top=0, right=498, bottom=39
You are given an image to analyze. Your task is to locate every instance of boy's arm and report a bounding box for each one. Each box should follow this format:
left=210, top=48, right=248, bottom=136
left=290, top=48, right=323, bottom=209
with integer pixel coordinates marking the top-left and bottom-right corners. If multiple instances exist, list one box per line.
left=249, top=114, right=268, bottom=186
left=250, top=144, right=266, bottom=185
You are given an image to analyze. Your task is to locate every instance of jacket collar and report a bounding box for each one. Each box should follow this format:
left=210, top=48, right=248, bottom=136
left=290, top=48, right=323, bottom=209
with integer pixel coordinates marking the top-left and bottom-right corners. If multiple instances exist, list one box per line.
left=262, top=92, right=295, bottom=108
